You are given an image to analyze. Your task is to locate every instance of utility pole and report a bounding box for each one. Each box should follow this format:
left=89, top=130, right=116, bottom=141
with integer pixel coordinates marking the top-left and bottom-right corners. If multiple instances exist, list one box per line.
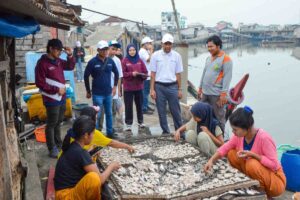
left=171, top=0, right=182, bottom=41
left=170, top=0, right=188, bottom=104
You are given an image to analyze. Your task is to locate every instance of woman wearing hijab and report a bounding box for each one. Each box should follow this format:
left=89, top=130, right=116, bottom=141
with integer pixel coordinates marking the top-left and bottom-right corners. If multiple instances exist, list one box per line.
left=122, top=44, right=148, bottom=131
left=174, top=102, right=224, bottom=155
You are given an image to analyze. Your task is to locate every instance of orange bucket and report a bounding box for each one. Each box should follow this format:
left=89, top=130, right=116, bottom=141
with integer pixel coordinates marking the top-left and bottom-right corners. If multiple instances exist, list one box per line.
left=34, top=125, right=46, bottom=143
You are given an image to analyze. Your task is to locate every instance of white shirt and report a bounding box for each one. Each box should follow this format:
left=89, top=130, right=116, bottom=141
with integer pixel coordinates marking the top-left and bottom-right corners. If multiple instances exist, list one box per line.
left=139, top=48, right=151, bottom=80
left=150, top=49, right=183, bottom=83
left=111, top=56, right=123, bottom=99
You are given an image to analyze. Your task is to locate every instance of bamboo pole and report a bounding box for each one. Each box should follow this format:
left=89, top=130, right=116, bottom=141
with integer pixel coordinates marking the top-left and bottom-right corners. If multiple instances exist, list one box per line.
left=171, top=0, right=182, bottom=41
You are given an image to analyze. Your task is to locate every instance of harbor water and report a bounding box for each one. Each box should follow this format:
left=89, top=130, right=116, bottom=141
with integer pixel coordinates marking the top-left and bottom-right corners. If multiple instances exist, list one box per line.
left=188, top=44, right=300, bottom=146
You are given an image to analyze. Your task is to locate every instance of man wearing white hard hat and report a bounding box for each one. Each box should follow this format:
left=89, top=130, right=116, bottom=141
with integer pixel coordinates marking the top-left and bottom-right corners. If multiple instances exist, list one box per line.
left=139, top=36, right=154, bottom=114
left=150, top=33, right=183, bottom=134
left=73, top=41, right=85, bottom=82
left=84, top=40, right=119, bottom=139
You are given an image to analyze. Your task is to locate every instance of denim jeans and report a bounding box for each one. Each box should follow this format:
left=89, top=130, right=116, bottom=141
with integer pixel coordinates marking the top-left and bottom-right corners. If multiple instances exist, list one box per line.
left=155, top=83, right=182, bottom=133
left=142, top=80, right=150, bottom=112
left=92, top=94, right=113, bottom=136
left=45, top=104, right=66, bottom=151
left=76, top=59, right=83, bottom=81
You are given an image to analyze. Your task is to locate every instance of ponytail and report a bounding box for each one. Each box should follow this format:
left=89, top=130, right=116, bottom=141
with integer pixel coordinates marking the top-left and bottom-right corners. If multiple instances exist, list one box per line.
left=62, top=128, right=74, bottom=152
left=61, top=116, right=95, bottom=152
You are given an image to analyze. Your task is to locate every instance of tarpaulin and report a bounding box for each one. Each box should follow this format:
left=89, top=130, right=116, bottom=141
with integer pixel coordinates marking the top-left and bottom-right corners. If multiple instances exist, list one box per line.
left=0, top=15, right=40, bottom=38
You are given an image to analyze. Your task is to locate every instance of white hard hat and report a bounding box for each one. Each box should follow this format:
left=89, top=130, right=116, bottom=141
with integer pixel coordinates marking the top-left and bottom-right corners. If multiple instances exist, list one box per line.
left=162, top=33, right=174, bottom=43
left=97, top=40, right=109, bottom=49
left=76, top=41, right=81, bottom=47
left=141, top=36, right=153, bottom=45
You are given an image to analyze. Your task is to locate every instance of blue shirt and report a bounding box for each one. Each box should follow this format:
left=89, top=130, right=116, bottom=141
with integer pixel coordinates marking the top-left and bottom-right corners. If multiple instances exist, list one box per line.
left=84, top=56, right=119, bottom=96
left=243, top=133, right=257, bottom=151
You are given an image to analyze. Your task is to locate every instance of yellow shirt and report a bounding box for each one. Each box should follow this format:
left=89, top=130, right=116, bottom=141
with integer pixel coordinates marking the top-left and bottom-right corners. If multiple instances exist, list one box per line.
left=58, top=130, right=112, bottom=158
left=81, top=129, right=112, bottom=150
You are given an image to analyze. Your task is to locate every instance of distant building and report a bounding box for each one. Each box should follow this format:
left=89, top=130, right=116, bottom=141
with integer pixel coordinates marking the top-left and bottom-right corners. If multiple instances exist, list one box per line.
left=85, top=17, right=162, bottom=55
left=181, top=24, right=209, bottom=40
left=215, top=21, right=233, bottom=31
left=161, top=11, right=187, bottom=33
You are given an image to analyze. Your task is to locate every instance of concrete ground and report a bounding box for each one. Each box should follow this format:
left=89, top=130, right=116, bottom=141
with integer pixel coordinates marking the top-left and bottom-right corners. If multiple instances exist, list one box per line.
left=23, top=81, right=294, bottom=200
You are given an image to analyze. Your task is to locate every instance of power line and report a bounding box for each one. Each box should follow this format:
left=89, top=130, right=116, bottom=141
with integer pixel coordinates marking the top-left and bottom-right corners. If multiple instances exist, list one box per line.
left=72, top=5, right=147, bottom=25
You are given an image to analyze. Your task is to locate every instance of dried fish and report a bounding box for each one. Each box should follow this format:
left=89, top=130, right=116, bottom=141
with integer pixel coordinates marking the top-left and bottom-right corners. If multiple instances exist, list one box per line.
left=98, top=138, right=256, bottom=198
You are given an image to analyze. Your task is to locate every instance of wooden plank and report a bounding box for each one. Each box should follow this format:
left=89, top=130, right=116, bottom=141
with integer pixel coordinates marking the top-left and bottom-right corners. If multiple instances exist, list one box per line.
left=8, top=39, right=15, bottom=122
left=0, top=60, right=9, bottom=72
left=0, top=80, right=13, bottom=200
left=46, top=166, right=56, bottom=200
left=0, top=37, right=5, bottom=61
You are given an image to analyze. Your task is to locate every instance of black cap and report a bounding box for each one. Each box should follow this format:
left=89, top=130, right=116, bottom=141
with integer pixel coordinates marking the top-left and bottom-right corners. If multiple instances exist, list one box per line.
left=47, top=39, right=63, bottom=50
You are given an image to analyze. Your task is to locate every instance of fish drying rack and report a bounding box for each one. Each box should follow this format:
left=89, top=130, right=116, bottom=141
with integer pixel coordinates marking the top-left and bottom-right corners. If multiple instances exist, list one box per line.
left=97, top=135, right=261, bottom=200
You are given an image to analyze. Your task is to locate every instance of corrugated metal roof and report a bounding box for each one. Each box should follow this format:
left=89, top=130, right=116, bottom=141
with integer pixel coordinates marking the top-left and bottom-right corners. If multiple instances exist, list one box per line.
left=0, top=0, right=84, bottom=29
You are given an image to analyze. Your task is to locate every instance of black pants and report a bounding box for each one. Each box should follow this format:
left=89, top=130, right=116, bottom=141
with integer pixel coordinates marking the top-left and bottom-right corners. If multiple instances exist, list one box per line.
left=124, top=90, right=143, bottom=125
left=45, top=104, right=65, bottom=151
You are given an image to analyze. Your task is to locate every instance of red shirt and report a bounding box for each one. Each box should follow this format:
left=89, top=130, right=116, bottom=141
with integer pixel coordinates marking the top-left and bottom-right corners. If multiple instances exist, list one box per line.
left=35, top=54, right=75, bottom=106
left=122, top=58, right=148, bottom=91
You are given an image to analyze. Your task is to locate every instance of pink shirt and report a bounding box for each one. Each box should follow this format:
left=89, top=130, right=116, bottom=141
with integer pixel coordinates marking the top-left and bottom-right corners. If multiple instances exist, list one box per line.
left=218, top=129, right=281, bottom=171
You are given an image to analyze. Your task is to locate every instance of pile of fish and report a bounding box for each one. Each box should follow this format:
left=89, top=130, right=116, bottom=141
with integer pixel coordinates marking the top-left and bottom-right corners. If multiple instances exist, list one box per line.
left=99, top=138, right=255, bottom=199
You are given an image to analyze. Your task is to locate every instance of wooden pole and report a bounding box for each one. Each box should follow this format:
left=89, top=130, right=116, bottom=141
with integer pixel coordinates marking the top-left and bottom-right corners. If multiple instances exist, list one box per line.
left=0, top=76, right=13, bottom=200
left=175, top=43, right=188, bottom=104
left=171, top=0, right=182, bottom=41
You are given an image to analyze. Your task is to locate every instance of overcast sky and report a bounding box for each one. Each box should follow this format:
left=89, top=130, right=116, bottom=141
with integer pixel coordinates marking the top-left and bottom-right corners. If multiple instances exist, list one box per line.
left=69, top=0, right=300, bottom=27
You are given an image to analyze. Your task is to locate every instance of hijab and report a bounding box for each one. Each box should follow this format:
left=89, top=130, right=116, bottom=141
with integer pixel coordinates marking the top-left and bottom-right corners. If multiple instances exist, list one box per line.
left=190, top=102, right=222, bottom=135
left=125, top=44, right=140, bottom=64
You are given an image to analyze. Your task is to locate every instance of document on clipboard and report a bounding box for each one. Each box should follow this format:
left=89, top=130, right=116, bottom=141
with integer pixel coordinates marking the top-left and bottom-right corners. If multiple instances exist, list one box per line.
left=40, top=78, right=66, bottom=101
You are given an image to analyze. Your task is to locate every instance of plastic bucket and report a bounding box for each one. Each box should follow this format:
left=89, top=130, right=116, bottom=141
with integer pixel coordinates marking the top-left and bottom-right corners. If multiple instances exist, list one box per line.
left=34, top=125, right=46, bottom=143
left=281, top=149, right=300, bottom=191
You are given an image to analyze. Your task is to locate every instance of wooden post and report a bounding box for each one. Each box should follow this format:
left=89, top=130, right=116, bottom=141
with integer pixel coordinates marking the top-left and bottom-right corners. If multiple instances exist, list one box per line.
left=0, top=78, right=13, bottom=200
left=171, top=0, right=182, bottom=41
left=175, top=43, right=189, bottom=104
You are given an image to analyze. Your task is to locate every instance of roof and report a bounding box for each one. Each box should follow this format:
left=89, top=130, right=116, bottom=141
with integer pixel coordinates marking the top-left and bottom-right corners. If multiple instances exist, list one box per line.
left=101, top=16, right=127, bottom=23
left=0, top=0, right=84, bottom=30
left=85, top=25, right=124, bottom=49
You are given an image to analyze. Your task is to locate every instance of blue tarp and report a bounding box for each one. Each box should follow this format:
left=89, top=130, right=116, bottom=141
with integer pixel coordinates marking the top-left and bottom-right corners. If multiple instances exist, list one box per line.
left=0, top=15, right=40, bottom=38
left=25, top=52, right=77, bottom=102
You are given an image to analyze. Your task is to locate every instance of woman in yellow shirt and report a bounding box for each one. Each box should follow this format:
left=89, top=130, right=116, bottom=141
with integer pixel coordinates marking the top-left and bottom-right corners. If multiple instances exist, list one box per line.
left=59, top=106, right=134, bottom=158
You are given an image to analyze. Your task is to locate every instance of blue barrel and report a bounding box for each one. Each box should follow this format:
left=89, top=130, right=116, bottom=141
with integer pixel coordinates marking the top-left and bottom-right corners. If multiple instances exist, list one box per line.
left=281, top=149, right=300, bottom=191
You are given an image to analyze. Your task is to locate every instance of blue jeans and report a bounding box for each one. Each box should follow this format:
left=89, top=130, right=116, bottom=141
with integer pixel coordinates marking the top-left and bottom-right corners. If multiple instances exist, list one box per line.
left=76, top=60, right=83, bottom=81
left=142, top=80, right=150, bottom=112
left=155, top=83, right=182, bottom=133
left=92, top=94, right=113, bottom=136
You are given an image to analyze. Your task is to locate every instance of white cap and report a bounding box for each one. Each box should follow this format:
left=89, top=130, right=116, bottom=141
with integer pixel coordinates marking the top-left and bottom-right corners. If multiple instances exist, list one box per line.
left=162, top=33, right=174, bottom=43
left=141, top=36, right=153, bottom=45
left=97, top=40, right=109, bottom=49
left=76, top=41, right=81, bottom=47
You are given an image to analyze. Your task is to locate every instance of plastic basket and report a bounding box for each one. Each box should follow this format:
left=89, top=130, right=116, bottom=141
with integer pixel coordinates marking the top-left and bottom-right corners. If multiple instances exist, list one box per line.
left=34, top=125, right=46, bottom=143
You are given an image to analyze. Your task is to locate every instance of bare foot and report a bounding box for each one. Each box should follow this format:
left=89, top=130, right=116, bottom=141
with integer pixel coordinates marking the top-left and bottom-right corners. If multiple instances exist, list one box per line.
left=293, top=192, right=300, bottom=200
